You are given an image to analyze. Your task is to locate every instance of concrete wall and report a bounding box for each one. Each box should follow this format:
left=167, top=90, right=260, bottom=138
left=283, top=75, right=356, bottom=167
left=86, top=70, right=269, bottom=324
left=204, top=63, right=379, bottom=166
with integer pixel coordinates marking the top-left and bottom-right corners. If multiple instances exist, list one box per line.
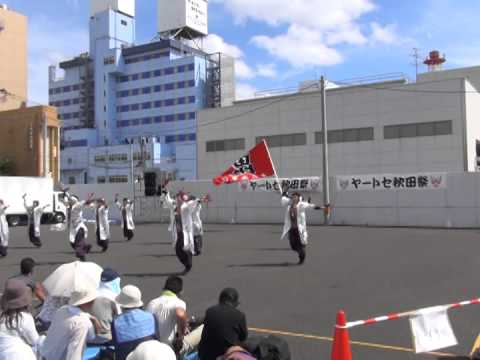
left=69, top=172, right=480, bottom=228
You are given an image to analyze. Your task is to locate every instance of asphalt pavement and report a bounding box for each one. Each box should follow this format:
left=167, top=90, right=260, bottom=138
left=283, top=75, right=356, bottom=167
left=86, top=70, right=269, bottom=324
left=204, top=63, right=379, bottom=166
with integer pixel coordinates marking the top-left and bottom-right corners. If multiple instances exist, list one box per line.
left=1, top=223, right=479, bottom=360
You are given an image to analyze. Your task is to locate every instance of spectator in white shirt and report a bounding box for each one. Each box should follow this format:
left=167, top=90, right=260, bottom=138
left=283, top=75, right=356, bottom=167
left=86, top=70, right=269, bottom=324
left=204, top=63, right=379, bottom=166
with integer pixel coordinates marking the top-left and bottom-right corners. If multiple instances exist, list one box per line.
left=41, top=285, right=102, bottom=360
left=0, top=279, right=44, bottom=360
left=147, top=276, right=203, bottom=356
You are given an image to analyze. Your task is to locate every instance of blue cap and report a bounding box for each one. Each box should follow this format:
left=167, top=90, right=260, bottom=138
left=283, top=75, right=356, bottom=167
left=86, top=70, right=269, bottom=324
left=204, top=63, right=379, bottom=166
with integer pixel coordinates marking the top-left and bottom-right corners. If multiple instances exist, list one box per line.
left=101, top=268, right=119, bottom=282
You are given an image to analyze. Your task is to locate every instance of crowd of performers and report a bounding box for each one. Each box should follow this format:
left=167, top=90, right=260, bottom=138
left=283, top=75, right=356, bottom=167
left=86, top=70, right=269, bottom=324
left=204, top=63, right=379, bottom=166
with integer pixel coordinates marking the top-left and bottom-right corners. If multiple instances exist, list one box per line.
left=0, top=184, right=329, bottom=270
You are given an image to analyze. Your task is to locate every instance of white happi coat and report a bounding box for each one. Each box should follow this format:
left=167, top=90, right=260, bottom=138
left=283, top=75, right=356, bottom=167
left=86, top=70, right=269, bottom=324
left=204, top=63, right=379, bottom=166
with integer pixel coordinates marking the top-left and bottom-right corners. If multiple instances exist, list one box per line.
left=163, top=192, right=198, bottom=254
left=96, top=205, right=110, bottom=241
left=62, top=194, right=88, bottom=244
left=0, top=204, right=9, bottom=247
left=116, top=201, right=135, bottom=230
left=281, top=196, right=315, bottom=245
left=192, top=203, right=203, bottom=237
left=24, top=199, right=47, bottom=237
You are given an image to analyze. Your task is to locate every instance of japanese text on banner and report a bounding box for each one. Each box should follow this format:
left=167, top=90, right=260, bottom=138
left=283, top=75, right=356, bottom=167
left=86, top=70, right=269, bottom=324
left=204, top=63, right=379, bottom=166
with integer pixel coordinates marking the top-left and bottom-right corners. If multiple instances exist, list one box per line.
left=239, top=177, right=322, bottom=193
left=336, top=173, right=447, bottom=191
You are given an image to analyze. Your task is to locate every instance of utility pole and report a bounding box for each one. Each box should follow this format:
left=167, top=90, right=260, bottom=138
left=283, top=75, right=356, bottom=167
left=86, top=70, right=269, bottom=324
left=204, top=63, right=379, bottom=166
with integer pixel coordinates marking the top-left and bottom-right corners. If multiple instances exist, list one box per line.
left=130, top=142, right=135, bottom=212
left=320, top=76, right=330, bottom=225
left=412, top=48, right=420, bottom=82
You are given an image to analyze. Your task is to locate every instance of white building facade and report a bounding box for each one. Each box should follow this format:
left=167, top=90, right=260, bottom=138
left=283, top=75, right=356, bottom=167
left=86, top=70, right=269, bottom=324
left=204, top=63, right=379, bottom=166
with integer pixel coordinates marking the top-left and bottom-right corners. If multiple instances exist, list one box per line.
left=197, top=68, right=480, bottom=181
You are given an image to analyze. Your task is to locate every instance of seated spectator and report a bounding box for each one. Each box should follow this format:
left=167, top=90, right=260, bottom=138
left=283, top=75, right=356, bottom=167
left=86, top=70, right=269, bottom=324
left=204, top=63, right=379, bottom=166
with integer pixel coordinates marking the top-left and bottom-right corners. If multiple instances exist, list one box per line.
left=126, top=340, right=176, bottom=360
left=147, top=276, right=203, bottom=356
left=198, top=288, right=248, bottom=360
left=0, top=279, right=45, bottom=360
left=41, top=285, right=101, bottom=360
left=112, top=285, right=159, bottom=360
left=10, top=257, right=46, bottom=303
left=35, top=295, right=69, bottom=332
left=89, top=267, right=122, bottom=344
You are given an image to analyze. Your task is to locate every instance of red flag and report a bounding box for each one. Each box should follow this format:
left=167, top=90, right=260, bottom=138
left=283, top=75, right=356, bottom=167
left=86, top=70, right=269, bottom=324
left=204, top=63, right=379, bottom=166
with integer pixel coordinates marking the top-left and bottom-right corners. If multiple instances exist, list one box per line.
left=213, top=140, right=276, bottom=186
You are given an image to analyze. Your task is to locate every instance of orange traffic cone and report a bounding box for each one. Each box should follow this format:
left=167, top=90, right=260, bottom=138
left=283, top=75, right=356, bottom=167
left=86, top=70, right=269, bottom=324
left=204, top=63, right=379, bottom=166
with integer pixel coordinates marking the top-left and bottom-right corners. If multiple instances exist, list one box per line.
left=331, top=310, right=353, bottom=360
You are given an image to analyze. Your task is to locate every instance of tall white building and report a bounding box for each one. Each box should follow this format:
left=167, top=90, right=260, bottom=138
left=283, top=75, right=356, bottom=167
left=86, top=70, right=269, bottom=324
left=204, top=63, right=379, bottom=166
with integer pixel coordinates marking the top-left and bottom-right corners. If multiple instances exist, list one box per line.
left=197, top=67, right=480, bottom=180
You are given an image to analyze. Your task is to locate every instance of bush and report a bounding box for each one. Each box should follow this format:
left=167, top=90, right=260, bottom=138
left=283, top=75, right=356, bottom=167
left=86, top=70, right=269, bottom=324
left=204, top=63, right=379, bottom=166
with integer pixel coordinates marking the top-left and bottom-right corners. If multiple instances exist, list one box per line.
left=0, top=158, right=14, bottom=175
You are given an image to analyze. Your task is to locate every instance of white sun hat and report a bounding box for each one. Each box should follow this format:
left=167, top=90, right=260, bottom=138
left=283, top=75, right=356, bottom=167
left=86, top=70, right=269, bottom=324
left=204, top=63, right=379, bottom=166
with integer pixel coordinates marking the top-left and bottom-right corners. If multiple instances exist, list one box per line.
left=126, top=341, right=176, bottom=360
left=116, top=285, right=143, bottom=308
left=69, top=285, right=97, bottom=307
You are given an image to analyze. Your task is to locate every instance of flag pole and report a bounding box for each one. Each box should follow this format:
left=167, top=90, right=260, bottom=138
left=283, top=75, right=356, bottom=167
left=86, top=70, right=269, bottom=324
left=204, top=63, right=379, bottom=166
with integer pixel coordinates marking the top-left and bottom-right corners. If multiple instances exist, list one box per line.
left=262, top=139, right=282, bottom=194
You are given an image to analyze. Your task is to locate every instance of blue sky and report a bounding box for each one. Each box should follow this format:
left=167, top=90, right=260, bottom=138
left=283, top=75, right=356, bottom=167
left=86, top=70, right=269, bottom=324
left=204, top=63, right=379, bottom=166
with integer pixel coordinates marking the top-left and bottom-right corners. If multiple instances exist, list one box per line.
left=5, top=0, right=480, bottom=103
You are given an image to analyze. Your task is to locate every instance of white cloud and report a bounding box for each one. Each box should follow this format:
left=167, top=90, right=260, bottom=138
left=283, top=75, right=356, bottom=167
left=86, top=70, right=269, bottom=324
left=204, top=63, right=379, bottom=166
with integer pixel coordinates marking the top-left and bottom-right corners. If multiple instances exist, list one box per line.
left=215, top=0, right=409, bottom=69
left=255, top=63, right=277, bottom=78
left=203, top=33, right=277, bottom=79
left=214, top=0, right=375, bottom=31
left=252, top=25, right=343, bottom=67
left=369, top=22, right=399, bottom=45
left=236, top=83, right=258, bottom=100
left=28, top=15, right=88, bottom=104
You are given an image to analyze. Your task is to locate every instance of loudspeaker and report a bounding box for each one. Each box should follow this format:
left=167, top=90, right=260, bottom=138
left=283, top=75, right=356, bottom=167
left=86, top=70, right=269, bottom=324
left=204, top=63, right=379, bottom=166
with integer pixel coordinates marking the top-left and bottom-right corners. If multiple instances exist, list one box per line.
left=144, top=172, right=157, bottom=197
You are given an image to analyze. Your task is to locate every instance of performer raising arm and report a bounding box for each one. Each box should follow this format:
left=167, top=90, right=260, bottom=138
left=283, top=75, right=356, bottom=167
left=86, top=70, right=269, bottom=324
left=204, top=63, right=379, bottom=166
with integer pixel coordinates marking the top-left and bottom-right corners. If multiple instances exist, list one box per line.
left=23, top=193, right=50, bottom=248
left=115, top=195, right=135, bottom=241
left=281, top=187, right=326, bottom=265
left=162, top=189, right=209, bottom=274
left=61, top=190, right=95, bottom=261
left=94, top=198, right=110, bottom=252
left=0, top=199, right=9, bottom=257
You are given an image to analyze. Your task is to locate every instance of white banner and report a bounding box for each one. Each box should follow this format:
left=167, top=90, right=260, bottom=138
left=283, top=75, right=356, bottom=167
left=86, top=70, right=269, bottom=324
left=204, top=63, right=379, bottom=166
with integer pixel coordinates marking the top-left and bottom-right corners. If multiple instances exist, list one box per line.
left=409, top=306, right=457, bottom=354
left=239, top=177, right=322, bottom=193
left=336, top=173, right=447, bottom=191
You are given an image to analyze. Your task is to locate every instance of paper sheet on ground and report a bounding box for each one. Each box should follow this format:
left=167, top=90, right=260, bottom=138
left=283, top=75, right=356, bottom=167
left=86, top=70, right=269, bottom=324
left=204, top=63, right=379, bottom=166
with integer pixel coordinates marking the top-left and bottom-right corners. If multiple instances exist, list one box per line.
left=409, top=305, right=457, bottom=353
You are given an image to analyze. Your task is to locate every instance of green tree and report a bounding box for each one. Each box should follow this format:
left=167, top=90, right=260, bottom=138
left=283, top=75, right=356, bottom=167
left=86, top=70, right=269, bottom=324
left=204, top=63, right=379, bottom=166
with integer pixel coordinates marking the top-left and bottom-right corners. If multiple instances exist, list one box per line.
left=0, top=158, right=14, bottom=175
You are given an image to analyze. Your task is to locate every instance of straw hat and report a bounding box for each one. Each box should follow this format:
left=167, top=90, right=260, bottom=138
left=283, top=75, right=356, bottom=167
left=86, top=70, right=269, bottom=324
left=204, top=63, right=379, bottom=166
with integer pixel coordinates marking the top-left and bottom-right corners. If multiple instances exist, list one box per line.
left=126, top=340, right=176, bottom=360
left=116, top=285, right=143, bottom=308
left=69, top=285, right=97, bottom=307
left=1, top=280, right=32, bottom=311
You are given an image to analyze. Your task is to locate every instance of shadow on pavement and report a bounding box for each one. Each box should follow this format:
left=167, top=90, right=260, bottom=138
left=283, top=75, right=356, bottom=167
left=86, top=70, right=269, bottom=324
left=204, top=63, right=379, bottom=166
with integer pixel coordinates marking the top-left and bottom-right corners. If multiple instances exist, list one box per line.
left=228, top=262, right=296, bottom=268
left=123, top=271, right=182, bottom=278
left=142, top=254, right=176, bottom=258
left=136, top=242, right=172, bottom=246
left=256, top=248, right=291, bottom=252
left=437, top=357, right=469, bottom=360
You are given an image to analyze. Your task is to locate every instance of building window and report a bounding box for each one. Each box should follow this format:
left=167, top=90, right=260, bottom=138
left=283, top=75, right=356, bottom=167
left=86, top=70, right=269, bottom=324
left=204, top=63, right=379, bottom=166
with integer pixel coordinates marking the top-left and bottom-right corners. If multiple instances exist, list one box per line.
left=154, top=85, right=162, bottom=92
left=178, top=113, right=186, bottom=121
left=188, top=80, right=195, bottom=87
left=68, top=177, right=76, bottom=185
left=384, top=120, right=453, bottom=139
left=187, top=63, right=195, bottom=71
left=177, top=65, right=186, bottom=73
left=257, top=133, right=307, bottom=148
left=178, top=97, right=186, bottom=105
left=109, top=153, right=128, bottom=162
left=164, top=99, right=175, bottom=107
left=165, top=83, right=174, bottom=91
left=206, top=138, right=245, bottom=152
left=103, top=56, right=115, bottom=65
left=142, top=102, right=152, bottom=109
left=73, top=84, right=80, bottom=91
left=131, top=88, right=139, bottom=96
left=142, top=87, right=151, bottom=94
left=154, top=100, right=163, bottom=108
left=188, top=96, right=196, bottom=104
left=154, top=116, right=163, bottom=123
left=142, top=117, right=152, bottom=125
left=63, top=86, right=71, bottom=92
left=189, top=112, right=196, bottom=120
left=97, top=176, right=106, bottom=184
left=131, top=74, right=139, bottom=81
left=178, top=81, right=186, bottom=89
left=131, top=104, right=139, bottom=111
left=315, top=127, right=374, bottom=144
left=142, top=71, right=151, bottom=79
left=153, top=70, right=162, bottom=77
left=121, top=20, right=127, bottom=26
left=165, top=114, right=175, bottom=122
left=164, top=67, right=174, bottom=75
left=109, top=175, right=128, bottom=183
left=94, top=155, right=106, bottom=162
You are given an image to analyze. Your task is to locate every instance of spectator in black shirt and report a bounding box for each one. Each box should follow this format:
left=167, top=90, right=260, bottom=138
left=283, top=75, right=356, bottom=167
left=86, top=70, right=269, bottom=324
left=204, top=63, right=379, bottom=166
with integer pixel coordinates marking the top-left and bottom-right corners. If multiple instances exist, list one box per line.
left=9, top=257, right=46, bottom=303
left=198, top=288, right=248, bottom=360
